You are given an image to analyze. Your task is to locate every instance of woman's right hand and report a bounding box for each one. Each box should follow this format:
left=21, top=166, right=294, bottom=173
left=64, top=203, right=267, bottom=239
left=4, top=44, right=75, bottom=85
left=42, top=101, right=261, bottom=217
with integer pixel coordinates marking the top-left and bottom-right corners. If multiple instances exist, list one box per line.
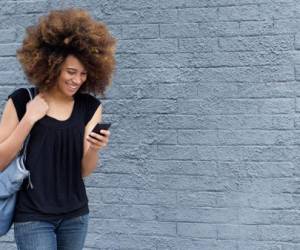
left=24, top=93, right=49, bottom=124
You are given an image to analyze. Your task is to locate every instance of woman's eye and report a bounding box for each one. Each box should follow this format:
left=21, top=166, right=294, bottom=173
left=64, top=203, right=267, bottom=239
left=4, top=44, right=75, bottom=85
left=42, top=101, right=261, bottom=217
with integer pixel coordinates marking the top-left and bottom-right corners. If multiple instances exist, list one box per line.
left=68, top=71, right=76, bottom=75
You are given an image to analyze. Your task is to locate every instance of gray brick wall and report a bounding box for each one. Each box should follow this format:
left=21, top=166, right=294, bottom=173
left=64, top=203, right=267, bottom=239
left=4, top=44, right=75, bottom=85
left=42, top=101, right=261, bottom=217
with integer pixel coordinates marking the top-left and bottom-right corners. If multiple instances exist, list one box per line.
left=0, top=0, right=299, bottom=249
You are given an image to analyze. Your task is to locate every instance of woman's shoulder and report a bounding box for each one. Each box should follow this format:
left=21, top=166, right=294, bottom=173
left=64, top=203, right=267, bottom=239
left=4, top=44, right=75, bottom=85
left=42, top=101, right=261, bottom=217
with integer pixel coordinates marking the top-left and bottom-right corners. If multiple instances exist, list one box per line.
left=7, top=87, right=33, bottom=102
left=7, top=87, right=34, bottom=121
left=76, top=92, right=101, bottom=124
left=76, top=92, right=101, bottom=105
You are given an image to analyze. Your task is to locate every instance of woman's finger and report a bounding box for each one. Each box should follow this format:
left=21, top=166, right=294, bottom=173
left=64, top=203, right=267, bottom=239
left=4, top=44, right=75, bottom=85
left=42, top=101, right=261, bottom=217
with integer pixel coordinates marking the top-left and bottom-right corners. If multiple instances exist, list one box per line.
left=100, top=130, right=110, bottom=137
left=89, top=132, right=103, bottom=141
left=87, top=135, right=108, bottom=147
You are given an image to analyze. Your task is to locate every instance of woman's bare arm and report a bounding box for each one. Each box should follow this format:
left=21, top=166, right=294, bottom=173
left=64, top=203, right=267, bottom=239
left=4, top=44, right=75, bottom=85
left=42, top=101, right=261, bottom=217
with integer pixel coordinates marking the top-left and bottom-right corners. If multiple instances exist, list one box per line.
left=0, top=94, right=49, bottom=171
left=0, top=99, right=34, bottom=171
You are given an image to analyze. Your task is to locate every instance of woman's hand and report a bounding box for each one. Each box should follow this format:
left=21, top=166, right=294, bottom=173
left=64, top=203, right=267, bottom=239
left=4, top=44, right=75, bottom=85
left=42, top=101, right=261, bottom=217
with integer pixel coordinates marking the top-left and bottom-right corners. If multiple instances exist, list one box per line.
left=86, top=129, right=110, bottom=151
left=24, top=93, right=49, bottom=124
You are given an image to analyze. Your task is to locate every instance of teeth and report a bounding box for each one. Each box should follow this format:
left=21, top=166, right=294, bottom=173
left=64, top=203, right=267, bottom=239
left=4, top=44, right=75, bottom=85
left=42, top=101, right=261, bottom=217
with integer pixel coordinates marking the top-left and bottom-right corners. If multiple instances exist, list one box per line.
left=67, top=83, right=77, bottom=90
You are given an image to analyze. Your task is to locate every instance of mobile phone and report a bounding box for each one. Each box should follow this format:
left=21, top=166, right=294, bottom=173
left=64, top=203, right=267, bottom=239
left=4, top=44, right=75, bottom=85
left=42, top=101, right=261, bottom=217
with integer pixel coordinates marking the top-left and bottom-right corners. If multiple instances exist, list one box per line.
left=91, top=123, right=111, bottom=136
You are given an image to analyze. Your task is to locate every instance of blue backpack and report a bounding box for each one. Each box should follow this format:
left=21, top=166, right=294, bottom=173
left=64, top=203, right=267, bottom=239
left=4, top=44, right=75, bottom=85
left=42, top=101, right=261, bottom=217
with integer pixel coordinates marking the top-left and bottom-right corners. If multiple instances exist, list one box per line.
left=0, top=87, right=35, bottom=236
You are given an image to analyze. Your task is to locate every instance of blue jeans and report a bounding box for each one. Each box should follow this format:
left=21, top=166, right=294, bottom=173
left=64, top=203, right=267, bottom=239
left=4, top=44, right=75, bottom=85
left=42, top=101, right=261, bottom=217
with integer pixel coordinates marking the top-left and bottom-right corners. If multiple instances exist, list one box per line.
left=13, top=214, right=89, bottom=250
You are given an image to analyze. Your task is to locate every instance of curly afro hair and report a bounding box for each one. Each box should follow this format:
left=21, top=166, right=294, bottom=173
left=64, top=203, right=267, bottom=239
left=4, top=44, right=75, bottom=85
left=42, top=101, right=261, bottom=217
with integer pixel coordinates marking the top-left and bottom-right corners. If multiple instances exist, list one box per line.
left=17, top=8, right=116, bottom=95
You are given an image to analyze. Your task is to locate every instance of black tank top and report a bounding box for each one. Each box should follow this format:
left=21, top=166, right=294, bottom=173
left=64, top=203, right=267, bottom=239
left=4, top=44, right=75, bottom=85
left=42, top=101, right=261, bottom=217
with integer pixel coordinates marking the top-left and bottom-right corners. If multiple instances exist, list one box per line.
left=7, top=87, right=101, bottom=222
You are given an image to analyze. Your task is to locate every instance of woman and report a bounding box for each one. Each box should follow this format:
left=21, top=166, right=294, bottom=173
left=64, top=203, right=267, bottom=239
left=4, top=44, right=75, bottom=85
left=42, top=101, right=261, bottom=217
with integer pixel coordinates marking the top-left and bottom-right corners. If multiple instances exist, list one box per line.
left=0, top=8, right=116, bottom=250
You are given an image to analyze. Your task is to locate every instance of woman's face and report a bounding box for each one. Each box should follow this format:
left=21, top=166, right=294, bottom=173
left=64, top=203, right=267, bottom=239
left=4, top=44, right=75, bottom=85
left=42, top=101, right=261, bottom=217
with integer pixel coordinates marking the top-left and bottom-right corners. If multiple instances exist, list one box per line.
left=56, top=54, right=87, bottom=97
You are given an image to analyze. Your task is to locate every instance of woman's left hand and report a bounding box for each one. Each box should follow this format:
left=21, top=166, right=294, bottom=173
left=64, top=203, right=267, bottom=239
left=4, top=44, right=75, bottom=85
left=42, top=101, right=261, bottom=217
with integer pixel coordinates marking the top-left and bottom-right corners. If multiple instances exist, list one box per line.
left=86, top=129, right=110, bottom=151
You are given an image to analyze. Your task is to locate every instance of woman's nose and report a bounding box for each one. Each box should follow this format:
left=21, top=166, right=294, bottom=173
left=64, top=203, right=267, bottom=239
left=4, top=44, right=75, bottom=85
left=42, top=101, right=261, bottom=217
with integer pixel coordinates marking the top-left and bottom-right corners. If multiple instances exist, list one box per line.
left=72, top=74, right=82, bottom=84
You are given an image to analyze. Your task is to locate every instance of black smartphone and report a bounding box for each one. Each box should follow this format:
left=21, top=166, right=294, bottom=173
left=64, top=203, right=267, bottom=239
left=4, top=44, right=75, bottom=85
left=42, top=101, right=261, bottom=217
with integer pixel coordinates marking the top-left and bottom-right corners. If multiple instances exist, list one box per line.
left=91, top=123, right=111, bottom=137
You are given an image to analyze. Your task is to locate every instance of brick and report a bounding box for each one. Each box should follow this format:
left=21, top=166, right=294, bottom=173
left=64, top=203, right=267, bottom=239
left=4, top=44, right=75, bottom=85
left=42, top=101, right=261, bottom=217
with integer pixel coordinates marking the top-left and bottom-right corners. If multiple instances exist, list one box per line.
left=98, top=10, right=141, bottom=24
left=289, top=51, right=300, bottom=64
left=153, top=175, right=237, bottom=191
left=219, top=161, right=295, bottom=178
left=48, top=0, right=61, bottom=8
left=143, top=160, right=218, bottom=176
left=177, top=191, right=217, bottom=207
left=156, top=114, right=294, bottom=130
left=160, top=0, right=239, bottom=9
left=156, top=51, right=292, bottom=68
left=108, top=24, right=122, bottom=38
left=216, top=146, right=294, bottom=161
left=158, top=238, right=238, bottom=250
left=179, top=38, right=218, bottom=52
left=295, top=65, right=300, bottom=80
left=134, top=99, right=177, bottom=114
left=13, top=14, right=40, bottom=29
left=0, top=71, right=26, bottom=84
left=178, top=130, right=219, bottom=145
left=177, top=65, right=294, bottom=83
left=295, top=33, right=300, bottom=50
left=0, top=14, right=15, bottom=29
left=275, top=19, right=300, bottom=34
left=260, top=225, right=294, bottom=241
left=0, top=43, right=19, bottom=56
left=0, top=242, right=17, bottom=250
left=15, top=1, right=47, bottom=14
left=271, top=178, right=299, bottom=194
left=239, top=20, right=275, bottom=36
left=0, top=1, right=15, bottom=15
left=216, top=191, right=249, bottom=207
left=219, top=35, right=294, bottom=52
left=296, top=98, right=300, bottom=112
left=153, top=145, right=197, bottom=160
left=93, top=158, right=141, bottom=174
left=137, top=9, right=178, bottom=23
left=115, top=68, right=179, bottom=85
left=238, top=241, right=292, bottom=250
left=117, top=51, right=292, bottom=69
left=198, top=21, right=239, bottom=37
left=94, top=143, right=155, bottom=161
left=160, top=23, right=200, bottom=38
left=99, top=187, right=176, bottom=205
left=156, top=207, right=238, bottom=223
left=0, top=29, right=16, bottom=43
left=0, top=57, right=18, bottom=71
left=116, top=53, right=160, bottom=68
left=178, top=8, right=218, bottom=22
left=240, top=0, right=294, bottom=3
left=106, top=83, right=158, bottom=99
left=178, top=98, right=294, bottom=115
left=177, top=223, right=217, bottom=238
left=0, top=228, right=14, bottom=242
left=88, top=219, right=176, bottom=236
left=118, top=38, right=178, bottom=53
left=88, top=203, right=157, bottom=221
left=122, top=24, right=159, bottom=39
left=218, top=5, right=261, bottom=21
left=219, top=225, right=295, bottom=242
left=85, top=233, right=156, bottom=249
left=262, top=2, right=296, bottom=20
left=100, top=99, right=135, bottom=114
left=243, top=193, right=295, bottom=209
left=112, top=128, right=177, bottom=144
left=197, top=82, right=295, bottom=98
left=239, top=208, right=275, bottom=224
left=218, top=225, right=252, bottom=240
left=217, top=130, right=294, bottom=145
left=272, top=210, right=300, bottom=225
left=158, top=83, right=198, bottom=98
left=120, top=0, right=159, bottom=9
left=159, top=0, right=206, bottom=9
